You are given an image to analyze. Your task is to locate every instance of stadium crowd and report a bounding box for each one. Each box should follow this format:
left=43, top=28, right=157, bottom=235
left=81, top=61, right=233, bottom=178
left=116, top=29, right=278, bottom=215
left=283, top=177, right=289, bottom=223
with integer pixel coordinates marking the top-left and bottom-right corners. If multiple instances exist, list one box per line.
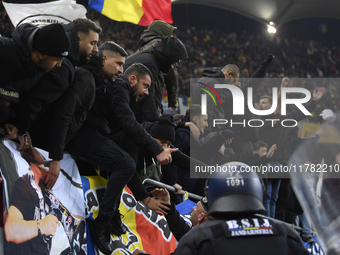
left=1, top=1, right=339, bottom=255
left=1, top=3, right=340, bottom=115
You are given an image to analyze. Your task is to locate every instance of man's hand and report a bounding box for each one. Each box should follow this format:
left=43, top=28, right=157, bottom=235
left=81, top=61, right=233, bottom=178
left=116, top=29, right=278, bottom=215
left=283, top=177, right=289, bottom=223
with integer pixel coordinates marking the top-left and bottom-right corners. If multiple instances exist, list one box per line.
left=155, top=148, right=178, bottom=165
left=313, top=87, right=325, bottom=102
left=40, top=214, right=60, bottom=237
left=17, top=132, right=32, bottom=151
left=266, top=144, right=277, bottom=158
left=143, top=197, right=170, bottom=215
left=173, top=183, right=182, bottom=194
left=43, top=160, right=61, bottom=189
left=281, top=77, right=289, bottom=88
left=151, top=188, right=171, bottom=203
left=4, top=124, right=18, bottom=139
left=168, top=102, right=178, bottom=110
left=189, top=122, right=200, bottom=141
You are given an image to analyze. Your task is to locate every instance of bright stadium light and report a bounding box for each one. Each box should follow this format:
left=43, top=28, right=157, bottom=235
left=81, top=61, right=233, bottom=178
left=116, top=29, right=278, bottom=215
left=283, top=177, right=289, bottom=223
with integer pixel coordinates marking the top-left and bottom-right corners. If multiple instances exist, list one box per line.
left=267, top=25, right=277, bottom=33
left=267, top=22, right=276, bottom=34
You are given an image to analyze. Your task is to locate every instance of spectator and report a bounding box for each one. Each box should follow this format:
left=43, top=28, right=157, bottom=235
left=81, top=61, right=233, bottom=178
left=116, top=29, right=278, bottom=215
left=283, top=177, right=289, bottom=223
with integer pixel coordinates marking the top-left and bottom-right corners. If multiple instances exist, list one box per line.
left=16, top=18, right=102, bottom=189
left=256, top=78, right=324, bottom=221
left=66, top=58, right=177, bottom=254
left=124, top=35, right=188, bottom=122
left=151, top=188, right=209, bottom=241
left=0, top=23, right=70, bottom=133
left=137, top=20, right=180, bottom=113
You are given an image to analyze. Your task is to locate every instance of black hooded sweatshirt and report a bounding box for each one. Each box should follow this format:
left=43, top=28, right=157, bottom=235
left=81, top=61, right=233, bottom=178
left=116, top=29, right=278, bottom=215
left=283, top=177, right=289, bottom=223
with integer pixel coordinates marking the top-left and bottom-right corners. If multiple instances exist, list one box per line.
left=14, top=22, right=79, bottom=135
left=124, top=36, right=188, bottom=122
left=28, top=52, right=102, bottom=160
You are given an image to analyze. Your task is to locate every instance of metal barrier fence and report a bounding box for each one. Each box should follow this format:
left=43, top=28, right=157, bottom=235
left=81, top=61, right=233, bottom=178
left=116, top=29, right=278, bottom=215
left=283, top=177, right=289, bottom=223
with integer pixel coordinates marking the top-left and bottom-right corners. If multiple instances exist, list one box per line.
left=142, top=178, right=203, bottom=201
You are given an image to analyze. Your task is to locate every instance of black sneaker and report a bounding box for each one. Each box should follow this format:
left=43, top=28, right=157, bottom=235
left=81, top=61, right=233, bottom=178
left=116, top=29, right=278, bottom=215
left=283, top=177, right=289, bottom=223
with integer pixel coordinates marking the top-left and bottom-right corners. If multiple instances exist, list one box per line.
left=109, top=211, right=127, bottom=236
left=89, top=219, right=113, bottom=255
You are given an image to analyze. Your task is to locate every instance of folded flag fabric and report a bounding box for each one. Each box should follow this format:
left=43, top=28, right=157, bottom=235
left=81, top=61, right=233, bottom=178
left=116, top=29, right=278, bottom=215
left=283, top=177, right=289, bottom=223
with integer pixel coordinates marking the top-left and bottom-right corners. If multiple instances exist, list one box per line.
left=89, top=0, right=173, bottom=26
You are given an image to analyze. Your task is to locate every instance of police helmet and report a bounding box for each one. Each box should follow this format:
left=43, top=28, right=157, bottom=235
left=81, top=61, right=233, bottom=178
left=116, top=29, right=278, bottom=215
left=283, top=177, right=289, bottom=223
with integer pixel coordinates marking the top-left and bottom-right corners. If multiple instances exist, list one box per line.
left=206, top=161, right=266, bottom=216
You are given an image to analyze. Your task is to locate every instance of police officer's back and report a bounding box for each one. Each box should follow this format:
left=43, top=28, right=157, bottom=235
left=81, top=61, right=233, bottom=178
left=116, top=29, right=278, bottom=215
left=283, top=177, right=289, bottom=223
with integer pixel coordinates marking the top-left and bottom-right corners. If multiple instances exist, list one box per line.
left=175, top=162, right=310, bottom=255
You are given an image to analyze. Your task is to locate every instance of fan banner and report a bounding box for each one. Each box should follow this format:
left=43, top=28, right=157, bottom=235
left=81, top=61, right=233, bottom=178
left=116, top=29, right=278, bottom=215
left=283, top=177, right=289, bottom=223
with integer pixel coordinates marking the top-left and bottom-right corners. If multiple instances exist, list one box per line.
left=0, top=139, right=86, bottom=255
left=82, top=175, right=177, bottom=255
left=2, top=0, right=87, bottom=28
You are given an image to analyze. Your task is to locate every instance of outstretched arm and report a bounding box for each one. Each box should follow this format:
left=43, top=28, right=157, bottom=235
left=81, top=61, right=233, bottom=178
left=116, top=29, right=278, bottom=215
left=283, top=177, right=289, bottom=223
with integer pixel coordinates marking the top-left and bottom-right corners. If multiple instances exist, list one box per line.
left=5, top=206, right=59, bottom=244
left=274, top=77, right=290, bottom=114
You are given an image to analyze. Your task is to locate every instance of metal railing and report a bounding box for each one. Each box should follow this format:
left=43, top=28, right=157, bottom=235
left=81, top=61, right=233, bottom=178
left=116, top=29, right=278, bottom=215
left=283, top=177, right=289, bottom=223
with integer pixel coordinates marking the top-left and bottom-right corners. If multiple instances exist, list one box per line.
left=142, top=178, right=203, bottom=201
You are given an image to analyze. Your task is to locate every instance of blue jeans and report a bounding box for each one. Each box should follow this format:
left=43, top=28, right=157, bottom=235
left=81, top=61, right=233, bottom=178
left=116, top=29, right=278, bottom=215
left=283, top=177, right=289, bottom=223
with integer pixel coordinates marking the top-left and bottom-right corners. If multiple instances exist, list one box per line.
left=297, top=212, right=313, bottom=238
left=264, top=162, right=281, bottom=218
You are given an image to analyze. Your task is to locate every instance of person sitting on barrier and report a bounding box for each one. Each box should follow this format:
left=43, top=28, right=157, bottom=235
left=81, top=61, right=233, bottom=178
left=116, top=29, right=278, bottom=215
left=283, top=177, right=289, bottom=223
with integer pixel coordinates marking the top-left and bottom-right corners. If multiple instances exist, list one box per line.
left=174, top=161, right=310, bottom=255
left=124, top=114, right=208, bottom=215
left=151, top=188, right=209, bottom=242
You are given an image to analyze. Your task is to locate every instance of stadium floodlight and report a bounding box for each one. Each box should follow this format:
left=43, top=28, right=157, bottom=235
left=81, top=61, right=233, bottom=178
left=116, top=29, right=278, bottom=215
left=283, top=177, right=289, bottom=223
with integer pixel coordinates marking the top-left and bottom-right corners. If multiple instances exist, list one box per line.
left=267, top=22, right=276, bottom=33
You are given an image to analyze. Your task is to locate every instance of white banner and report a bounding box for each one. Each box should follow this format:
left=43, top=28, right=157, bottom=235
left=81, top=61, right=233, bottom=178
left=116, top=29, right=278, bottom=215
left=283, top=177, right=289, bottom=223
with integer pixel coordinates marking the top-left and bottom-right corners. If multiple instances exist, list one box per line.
left=3, top=0, right=87, bottom=28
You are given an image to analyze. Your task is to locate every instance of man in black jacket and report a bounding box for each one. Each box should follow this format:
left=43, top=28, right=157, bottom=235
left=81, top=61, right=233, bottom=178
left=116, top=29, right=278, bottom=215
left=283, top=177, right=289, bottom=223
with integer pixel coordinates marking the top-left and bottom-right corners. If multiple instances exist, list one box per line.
left=0, top=23, right=70, bottom=131
left=27, top=49, right=105, bottom=189
left=191, top=55, right=275, bottom=156
left=137, top=20, right=180, bottom=112
left=66, top=60, right=177, bottom=254
left=124, top=35, right=188, bottom=123
left=14, top=18, right=102, bottom=189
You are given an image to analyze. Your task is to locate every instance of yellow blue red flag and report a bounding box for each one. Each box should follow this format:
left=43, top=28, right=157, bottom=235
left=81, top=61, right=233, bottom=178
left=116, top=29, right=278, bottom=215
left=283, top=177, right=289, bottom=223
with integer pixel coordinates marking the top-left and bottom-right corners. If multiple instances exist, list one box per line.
left=89, top=0, right=173, bottom=26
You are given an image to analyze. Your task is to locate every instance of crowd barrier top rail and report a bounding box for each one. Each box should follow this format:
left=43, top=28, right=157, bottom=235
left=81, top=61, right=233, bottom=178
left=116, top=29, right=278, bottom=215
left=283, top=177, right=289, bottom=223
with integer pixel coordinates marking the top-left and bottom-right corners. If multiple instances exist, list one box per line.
left=142, top=178, right=203, bottom=201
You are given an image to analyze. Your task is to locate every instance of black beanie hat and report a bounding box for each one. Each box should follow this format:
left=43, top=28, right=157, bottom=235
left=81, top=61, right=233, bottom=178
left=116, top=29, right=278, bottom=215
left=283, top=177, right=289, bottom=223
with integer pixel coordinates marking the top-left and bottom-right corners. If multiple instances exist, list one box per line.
left=149, top=115, right=176, bottom=143
left=33, top=23, right=70, bottom=58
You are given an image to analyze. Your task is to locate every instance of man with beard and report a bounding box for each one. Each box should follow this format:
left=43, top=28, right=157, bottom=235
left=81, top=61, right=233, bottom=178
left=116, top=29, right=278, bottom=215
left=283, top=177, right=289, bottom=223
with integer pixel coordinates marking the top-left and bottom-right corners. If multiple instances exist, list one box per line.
left=26, top=41, right=115, bottom=190
left=124, top=35, right=188, bottom=123
left=9, top=18, right=102, bottom=189
left=0, top=23, right=70, bottom=133
left=66, top=58, right=177, bottom=254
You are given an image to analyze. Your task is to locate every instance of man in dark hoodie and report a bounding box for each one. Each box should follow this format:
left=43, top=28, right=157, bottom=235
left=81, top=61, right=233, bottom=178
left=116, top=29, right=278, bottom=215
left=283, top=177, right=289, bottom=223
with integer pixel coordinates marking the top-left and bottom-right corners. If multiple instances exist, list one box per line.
left=137, top=20, right=180, bottom=112
left=124, top=35, right=188, bottom=122
left=191, top=55, right=275, bottom=156
left=0, top=23, right=70, bottom=131
left=13, top=19, right=102, bottom=189
left=66, top=57, right=177, bottom=254
left=27, top=49, right=104, bottom=189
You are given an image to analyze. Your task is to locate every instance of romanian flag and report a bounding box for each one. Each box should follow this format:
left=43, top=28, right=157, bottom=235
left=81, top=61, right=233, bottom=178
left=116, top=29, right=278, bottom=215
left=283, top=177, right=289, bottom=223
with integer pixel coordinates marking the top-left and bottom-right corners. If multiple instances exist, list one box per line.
left=82, top=176, right=177, bottom=254
left=89, top=0, right=173, bottom=26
